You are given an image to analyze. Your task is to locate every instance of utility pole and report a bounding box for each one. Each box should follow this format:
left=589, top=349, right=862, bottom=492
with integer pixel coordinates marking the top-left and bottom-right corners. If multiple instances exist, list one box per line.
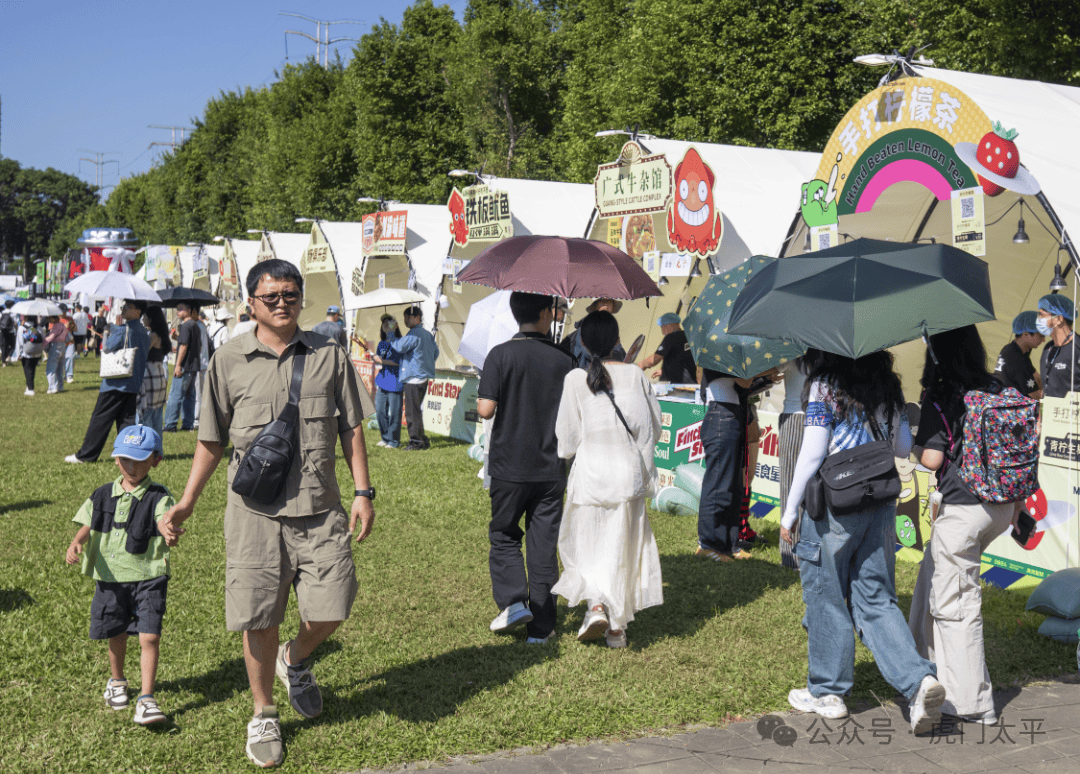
left=77, top=150, right=119, bottom=203
left=148, top=124, right=193, bottom=152
left=281, top=12, right=363, bottom=67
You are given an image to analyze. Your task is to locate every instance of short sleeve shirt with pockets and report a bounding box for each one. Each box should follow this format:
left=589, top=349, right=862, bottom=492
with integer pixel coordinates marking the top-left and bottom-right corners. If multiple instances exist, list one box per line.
left=479, top=332, right=574, bottom=482
left=994, top=341, right=1038, bottom=395
left=198, top=329, right=375, bottom=518
left=177, top=319, right=201, bottom=373
left=654, top=329, right=697, bottom=383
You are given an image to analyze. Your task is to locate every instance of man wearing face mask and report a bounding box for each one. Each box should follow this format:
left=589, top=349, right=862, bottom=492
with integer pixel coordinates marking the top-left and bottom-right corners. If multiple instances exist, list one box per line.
left=994, top=311, right=1044, bottom=398
left=1037, top=294, right=1078, bottom=399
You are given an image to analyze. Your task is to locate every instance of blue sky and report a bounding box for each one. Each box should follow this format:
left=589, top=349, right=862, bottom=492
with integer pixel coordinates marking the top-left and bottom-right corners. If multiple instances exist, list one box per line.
left=0, top=0, right=465, bottom=196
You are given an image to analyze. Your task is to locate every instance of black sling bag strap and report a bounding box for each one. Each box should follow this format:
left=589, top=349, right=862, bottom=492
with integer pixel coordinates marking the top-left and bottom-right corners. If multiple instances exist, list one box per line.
left=231, top=342, right=308, bottom=505
left=603, top=388, right=634, bottom=438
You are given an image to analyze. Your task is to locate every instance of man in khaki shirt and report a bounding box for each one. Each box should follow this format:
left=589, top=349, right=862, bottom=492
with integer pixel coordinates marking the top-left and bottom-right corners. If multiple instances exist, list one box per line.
left=160, top=259, right=375, bottom=768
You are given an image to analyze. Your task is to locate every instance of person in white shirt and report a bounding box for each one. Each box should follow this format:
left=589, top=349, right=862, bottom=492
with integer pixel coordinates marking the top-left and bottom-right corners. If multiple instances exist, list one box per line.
left=208, top=308, right=232, bottom=351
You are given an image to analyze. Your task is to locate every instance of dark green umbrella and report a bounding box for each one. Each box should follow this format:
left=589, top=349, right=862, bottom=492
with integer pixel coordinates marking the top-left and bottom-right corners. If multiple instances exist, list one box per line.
left=683, top=256, right=806, bottom=378
left=727, top=239, right=995, bottom=359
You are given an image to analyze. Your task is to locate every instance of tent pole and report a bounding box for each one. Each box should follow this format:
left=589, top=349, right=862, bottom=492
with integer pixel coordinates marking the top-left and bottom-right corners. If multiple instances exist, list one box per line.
left=1035, top=191, right=1078, bottom=276
left=909, top=197, right=939, bottom=244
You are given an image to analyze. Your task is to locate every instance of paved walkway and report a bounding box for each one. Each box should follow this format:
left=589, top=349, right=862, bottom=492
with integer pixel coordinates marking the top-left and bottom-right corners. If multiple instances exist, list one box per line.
left=363, top=677, right=1080, bottom=774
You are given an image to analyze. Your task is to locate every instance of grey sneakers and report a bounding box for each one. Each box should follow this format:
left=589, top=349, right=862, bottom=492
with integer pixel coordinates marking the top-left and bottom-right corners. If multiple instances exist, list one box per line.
left=275, top=642, right=323, bottom=719
left=103, top=678, right=129, bottom=710
left=246, top=706, right=284, bottom=767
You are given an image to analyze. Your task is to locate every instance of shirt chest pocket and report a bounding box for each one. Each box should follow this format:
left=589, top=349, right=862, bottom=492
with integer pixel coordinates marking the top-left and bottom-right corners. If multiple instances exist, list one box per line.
left=299, top=396, right=338, bottom=449
left=230, top=402, right=274, bottom=456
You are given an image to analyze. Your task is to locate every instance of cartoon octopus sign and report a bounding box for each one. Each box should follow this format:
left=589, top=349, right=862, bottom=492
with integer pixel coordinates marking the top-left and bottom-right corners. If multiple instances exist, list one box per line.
left=447, top=188, right=468, bottom=246
left=666, top=147, right=723, bottom=256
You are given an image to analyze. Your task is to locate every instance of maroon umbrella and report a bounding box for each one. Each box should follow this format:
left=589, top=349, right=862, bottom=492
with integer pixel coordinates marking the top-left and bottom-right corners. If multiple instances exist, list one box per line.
left=455, top=236, right=662, bottom=299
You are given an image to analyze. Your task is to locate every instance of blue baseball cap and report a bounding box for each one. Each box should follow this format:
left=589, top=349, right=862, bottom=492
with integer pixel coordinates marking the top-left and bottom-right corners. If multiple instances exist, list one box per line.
left=1039, top=294, right=1075, bottom=321
left=657, top=313, right=681, bottom=327
left=112, top=425, right=163, bottom=461
left=1012, top=311, right=1039, bottom=335
left=327, top=305, right=341, bottom=314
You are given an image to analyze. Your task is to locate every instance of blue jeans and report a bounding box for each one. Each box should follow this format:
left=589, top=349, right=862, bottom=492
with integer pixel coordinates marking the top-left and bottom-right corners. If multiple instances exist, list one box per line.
left=136, top=406, right=164, bottom=436
left=65, top=342, right=75, bottom=380
left=163, top=371, right=196, bottom=430
left=698, top=401, right=744, bottom=554
left=795, top=500, right=936, bottom=701
left=375, top=388, right=403, bottom=447
left=45, top=344, right=66, bottom=392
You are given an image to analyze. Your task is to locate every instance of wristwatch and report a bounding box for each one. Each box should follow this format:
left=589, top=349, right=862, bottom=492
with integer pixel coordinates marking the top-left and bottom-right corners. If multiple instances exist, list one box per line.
left=354, top=487, right=376, bottom=501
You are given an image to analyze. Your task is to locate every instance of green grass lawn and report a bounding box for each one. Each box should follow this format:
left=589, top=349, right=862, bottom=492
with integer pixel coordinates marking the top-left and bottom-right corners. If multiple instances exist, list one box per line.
left=0, top=360, right=1075, bottom=772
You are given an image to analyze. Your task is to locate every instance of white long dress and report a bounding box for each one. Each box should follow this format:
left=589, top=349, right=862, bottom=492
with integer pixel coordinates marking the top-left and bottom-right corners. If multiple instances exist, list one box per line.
left=551, top=362, right=664, bottom=631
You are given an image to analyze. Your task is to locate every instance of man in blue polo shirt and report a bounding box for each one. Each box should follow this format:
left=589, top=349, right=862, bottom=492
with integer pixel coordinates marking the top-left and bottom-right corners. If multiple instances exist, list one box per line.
left=390, top=305, right=439, bottom=451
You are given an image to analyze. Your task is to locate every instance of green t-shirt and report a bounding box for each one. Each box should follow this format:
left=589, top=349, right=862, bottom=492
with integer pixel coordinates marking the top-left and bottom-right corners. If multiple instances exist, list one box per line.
left=73, top=476, right=174, bottom=583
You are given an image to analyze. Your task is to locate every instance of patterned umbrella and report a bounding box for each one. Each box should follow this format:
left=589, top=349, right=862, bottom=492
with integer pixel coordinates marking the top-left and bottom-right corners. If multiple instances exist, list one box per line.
left=683, top=256, right=805, bottom=378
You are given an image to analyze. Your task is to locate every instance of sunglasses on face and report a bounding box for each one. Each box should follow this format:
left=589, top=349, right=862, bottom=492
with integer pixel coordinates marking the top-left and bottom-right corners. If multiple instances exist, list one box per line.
left=253, top=291, right=301, bottom=306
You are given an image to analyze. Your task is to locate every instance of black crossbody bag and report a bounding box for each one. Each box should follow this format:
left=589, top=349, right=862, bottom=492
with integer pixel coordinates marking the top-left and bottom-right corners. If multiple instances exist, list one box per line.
left=231, top=344, right=307, bottom=505
left=803, top=410, right=901, bottom=521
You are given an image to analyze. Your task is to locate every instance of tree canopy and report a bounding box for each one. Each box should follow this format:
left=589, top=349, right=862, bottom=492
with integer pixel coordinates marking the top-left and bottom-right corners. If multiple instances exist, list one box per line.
left=31, top=0, right=1080, bottom=250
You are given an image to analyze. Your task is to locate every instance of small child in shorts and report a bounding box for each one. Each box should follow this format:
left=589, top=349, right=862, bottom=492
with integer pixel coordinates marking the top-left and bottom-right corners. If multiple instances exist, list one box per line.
left=66, top=425, right=175, bottom=725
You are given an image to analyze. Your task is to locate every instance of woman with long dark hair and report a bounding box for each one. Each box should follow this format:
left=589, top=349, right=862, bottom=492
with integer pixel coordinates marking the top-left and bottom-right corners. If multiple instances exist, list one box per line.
left=780, top=350, right=943, bottom=731
left=908, top=325, right=1014, bottom=725
left=552, top=311, right=663, bottom=649
left=137, top=305, right=173, bottom=435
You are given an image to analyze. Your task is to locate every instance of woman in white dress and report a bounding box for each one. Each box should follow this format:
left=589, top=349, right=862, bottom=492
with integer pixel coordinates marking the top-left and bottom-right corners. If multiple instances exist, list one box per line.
left=552, top=310, right=664, bottom=648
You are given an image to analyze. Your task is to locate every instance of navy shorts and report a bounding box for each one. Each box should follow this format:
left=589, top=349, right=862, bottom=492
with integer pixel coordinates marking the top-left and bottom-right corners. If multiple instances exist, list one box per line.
left=89, top=576, right=168, bottom=640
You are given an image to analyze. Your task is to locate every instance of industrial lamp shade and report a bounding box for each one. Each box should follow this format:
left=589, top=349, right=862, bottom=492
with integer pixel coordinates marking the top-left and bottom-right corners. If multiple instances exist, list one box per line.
left=689, top=260, right=702, bottom=278
left=1050, top=263, right=1068, bottom=293
left=1013, top=217, right=1030, bottom=245
left=658, top=276, right=669, bottom=286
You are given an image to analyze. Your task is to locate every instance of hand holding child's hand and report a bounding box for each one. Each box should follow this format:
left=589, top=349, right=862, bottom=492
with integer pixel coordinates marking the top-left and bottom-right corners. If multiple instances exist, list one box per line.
left=66, top=542, right=83, bottom=565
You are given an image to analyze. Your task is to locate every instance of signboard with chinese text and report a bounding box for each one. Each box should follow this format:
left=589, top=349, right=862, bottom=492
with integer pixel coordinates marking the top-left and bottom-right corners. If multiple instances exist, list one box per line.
left=594, top=141, right=673, bottom=219
left=446, top=185, right=512, bottom=246
left=950, top=186, right=986, bottom=256
left=361, top=210, right=408, bottom=257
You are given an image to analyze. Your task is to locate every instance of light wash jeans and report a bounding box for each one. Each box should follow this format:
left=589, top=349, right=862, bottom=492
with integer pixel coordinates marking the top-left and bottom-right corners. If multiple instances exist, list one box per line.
left=795, top=500, right=936, bottom=701
left=65, top=341, right=75, bottom=380
left=163, top=371, right=197, bottom=430
left=136, top=406, right=164, bottom=436
left=45, top=343, right=66, bottom=393
left=375, top=388, right=403, bottom=447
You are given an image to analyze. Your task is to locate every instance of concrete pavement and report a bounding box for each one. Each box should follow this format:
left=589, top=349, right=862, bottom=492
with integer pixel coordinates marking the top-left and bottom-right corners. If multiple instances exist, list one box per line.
left=361, top=677, right=1080, bottom=774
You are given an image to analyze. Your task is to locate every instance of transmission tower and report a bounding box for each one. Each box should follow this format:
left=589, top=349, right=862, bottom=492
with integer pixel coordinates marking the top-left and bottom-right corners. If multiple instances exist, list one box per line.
left=281, top=12, right=363, bottom=67
left=148, top=124, right=193, bottom=151
left=78, top=150, right=119, bottom=202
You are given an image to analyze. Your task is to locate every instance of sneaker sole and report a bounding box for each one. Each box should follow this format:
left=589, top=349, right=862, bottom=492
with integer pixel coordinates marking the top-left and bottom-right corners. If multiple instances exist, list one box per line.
left=577, top=618, right=609, bottom=642
left=912, top=683, right=946, bottom=734
left=490, top=612, right=533, bottom=632
left=787, top=689, right=848, bottom=719
left=134, top=713, right=166, bottom=725
left=246, top=745, right=282, bottom=768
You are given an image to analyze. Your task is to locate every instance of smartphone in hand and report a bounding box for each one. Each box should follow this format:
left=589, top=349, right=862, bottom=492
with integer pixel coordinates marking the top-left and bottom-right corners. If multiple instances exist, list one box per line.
left=1012, top=510, right=1037, bottom=546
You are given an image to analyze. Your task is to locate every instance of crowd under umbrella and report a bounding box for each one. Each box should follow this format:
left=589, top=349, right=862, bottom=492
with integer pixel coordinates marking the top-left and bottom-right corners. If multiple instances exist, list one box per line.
left=726, top=238, right=996, bottom=359
left=682, top=256, right=806, bottom=378
left=64, top=271, right=162, bottom=303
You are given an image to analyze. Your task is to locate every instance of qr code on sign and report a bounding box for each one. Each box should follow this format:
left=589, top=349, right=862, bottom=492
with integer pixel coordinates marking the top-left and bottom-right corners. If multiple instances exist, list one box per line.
left=818, top=234, right=831, bottom=250
left=961, top=196, right=974, bottom=219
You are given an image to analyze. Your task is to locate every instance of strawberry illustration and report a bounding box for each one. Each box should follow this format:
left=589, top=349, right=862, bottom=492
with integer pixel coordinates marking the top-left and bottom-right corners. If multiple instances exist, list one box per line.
left=974, top=121, right=1020, bottom=196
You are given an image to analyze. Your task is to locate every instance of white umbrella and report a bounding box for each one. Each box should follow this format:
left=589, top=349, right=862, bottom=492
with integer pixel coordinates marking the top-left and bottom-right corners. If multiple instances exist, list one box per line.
left=458, top=290, right=519, bottom=370
left=10, top=299, right=63, bottom=317
left=64, top=271, right=161, bottom=301
left=348, top=287, right=426, bottom=311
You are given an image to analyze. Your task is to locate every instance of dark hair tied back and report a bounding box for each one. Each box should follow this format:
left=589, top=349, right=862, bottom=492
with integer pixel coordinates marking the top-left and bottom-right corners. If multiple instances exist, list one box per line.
left=580, top=311, right=620, bottom=395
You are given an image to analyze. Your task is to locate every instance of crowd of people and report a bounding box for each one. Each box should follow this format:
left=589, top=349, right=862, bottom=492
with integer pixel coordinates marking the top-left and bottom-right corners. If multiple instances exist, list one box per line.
left=9, top=262, right=1062, bottom=768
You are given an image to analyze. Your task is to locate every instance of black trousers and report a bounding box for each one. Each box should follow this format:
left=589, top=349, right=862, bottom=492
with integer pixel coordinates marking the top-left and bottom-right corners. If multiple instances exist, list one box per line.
left=76, top=390, right=138, bottom=462
left=21, top=357, right=39, bottom=390
left=488, top=477, right=565, bottom=639
left=1, top=331, right=15, bottom=363
left=402, top=380, right=429, bottom=446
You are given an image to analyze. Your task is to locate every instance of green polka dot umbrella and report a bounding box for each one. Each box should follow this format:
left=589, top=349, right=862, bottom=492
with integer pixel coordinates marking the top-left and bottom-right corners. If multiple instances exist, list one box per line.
left=683, top=255, right=805, bottom=378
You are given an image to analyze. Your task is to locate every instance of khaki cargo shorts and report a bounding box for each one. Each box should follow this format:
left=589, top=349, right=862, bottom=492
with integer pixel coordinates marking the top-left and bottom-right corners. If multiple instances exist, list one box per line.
left=224, top=504, right=358, bottom=631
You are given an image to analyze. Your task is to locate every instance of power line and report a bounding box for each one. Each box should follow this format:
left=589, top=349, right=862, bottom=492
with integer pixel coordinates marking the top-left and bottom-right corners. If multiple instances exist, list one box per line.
left=147, top=124, right=193, bottom=151
left=280, top=12, right=364, bottom=67
left=77, top=150, right=119, bottom=203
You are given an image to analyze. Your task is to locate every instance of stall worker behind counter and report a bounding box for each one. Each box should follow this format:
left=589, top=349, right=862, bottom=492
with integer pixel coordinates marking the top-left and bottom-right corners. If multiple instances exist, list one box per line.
left=1038, top=294, right=1079, bottom=399
left=994, top=310, right=1043, bottom=398
left=638, top=313, right=698, bottom=384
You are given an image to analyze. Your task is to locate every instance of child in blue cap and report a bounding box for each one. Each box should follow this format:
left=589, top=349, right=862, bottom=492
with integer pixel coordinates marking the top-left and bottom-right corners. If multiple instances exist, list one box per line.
left=65, top=425, right=175, bottom=725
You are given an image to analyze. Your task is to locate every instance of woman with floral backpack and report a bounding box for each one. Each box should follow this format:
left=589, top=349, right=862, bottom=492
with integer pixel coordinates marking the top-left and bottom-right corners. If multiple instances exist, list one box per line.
left=909, top=325, right=1037, bottom=726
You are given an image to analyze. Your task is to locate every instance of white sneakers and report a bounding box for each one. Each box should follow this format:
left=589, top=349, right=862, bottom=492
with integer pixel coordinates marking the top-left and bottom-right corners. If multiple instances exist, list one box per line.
left=133, top=696, right=166, bottom=725
left=787, top=688, right=849, bottom=719
left=64, top=454, right=84, bottom=464
left=910, top=675, right=946, bottom=734
left=24, top=389, right=34, bottom=396
left=489, top=601, right=533, bottom=632
left=605, top=630, right=627, bottom=648
left=577, top=606, right=610, bottom=642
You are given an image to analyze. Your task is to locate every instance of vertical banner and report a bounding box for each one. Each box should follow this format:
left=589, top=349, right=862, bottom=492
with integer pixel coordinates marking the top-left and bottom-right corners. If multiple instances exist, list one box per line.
left=950, top=186, right=986, bottom=256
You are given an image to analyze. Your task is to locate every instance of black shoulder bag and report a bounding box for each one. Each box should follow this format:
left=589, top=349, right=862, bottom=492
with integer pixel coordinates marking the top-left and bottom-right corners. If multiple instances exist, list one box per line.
left=802, top=409, right=901, bottom=521
left=231, top=343, right=307, bottom=505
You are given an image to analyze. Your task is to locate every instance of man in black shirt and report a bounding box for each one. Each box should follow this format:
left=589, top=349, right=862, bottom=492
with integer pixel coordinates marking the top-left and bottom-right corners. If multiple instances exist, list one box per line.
left=163, top=302, right=202, bottom=431
left=478, top=293, right=574, bottom=644
left=1038, top=294, right=1080, bottom=399
left=638, top=312, right=698, bottom=383
left=994, top=311, right=1043, bottom=398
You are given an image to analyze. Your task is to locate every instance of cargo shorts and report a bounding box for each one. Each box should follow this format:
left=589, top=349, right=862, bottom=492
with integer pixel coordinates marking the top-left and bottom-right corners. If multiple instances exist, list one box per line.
left=224, top=504, right=358, bottom=631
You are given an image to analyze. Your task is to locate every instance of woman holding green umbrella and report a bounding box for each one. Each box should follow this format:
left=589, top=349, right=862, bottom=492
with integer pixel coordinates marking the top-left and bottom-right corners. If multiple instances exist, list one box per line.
left=779, top=350, right=944, bottom=732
